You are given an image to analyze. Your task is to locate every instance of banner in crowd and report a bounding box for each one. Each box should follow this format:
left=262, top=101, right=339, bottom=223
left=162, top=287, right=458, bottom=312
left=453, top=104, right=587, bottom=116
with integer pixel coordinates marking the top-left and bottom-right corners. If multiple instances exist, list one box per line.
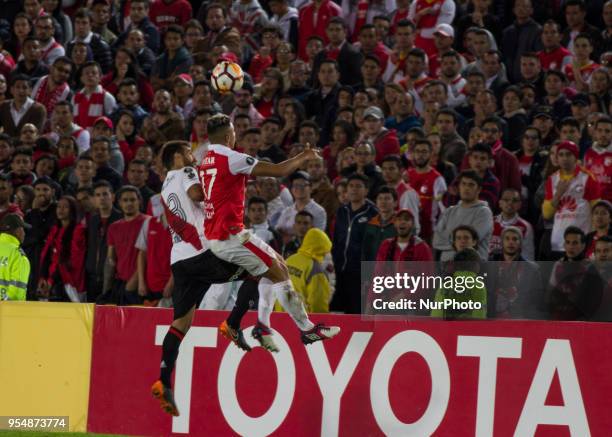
left=87, top=306, right=612, bottom=436
left=0, top=301, right=94, bottom=432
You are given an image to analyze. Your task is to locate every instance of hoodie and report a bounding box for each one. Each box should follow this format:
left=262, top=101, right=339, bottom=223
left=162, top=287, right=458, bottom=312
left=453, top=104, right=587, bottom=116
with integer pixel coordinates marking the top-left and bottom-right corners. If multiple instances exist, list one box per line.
left=284, top=228, right=332, bottom=313
left=433, top=200, right=493, bottom=261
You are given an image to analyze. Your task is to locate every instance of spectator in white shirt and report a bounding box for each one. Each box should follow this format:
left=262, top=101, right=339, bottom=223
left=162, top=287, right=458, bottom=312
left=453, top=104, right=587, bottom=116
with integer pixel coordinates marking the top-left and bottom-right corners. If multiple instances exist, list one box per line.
left=276, top=171, right=327, bottom=234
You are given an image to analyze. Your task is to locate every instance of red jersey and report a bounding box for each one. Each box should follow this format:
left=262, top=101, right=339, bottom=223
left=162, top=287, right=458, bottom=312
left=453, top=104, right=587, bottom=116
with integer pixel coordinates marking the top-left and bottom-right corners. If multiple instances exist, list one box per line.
left=407, top=167, right=447, bottom=240
left=563, top=62, right=600, bottom=86
left=107, top=213, right=149, bottom=281
left=149, top=0, right=192, bottom=28
left=135, top=216, right=172, bottom=291
left=200, top=144, right=259, bottom=240
left=584, top=145, right=612, bottom=201
left=538, top=46, right=572, bottom=71
left=297, top=0, right=342, bottom=60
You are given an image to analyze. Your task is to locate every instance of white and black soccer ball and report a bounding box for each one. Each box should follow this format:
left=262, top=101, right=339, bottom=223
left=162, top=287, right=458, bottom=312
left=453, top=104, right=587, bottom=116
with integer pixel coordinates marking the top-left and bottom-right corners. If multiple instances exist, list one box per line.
left=211, top=61, right=244, bottom=94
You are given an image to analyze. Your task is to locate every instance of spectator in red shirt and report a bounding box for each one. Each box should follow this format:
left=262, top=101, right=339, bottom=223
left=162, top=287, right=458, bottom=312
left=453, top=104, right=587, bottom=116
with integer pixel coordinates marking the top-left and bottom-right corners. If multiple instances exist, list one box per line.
left=0, top=174, right=23, bottom=222
left=99, top=185, right=149, bottom=305
left=362, top=106, right=400, bottom=164
left=136, top=214, right=173, bottom=306
left=538, top=20, right=572, bottom=71
left=297, top=0, right=342, bottom=61
left=376, top=208, right=433, bottom=261
left=38, top=195, right=87, bottom=301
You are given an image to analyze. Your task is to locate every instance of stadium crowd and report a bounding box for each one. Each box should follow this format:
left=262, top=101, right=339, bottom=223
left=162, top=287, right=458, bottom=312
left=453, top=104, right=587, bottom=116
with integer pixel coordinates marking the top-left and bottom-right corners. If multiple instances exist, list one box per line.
left=0, top=0, right=610, bottom=321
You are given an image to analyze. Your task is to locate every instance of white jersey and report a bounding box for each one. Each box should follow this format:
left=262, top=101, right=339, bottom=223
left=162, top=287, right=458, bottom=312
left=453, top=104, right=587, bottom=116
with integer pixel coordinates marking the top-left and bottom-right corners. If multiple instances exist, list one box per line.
left=161, top=167, right=208, bottom=264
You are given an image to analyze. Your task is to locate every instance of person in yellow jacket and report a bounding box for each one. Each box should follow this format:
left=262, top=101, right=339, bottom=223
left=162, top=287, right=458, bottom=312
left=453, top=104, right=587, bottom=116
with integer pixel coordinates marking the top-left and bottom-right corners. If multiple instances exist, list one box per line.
left=0, top=213, right=31, bottom=301
left=276, top=228, right=333, bottom=313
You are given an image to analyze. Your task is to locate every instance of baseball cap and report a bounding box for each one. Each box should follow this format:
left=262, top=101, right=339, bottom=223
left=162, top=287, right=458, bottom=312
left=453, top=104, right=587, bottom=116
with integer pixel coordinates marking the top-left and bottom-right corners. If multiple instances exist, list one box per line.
left=434, top=23, right=454, bottom=38
left=93, top=116, right=113, bottom=130
left=556, top=140, right=579, bottom=158
left=0, top=213, right=31, bottom=231
left=290, top=170, right=311, bottom=184
left=363, top=106, right=384, bottom=120
left=571, top=93, right=589, bottom=106
left=395, top=209, right=414, bottom=220
left=174, top=73, right=193, bottom=88
left=218, top=52, right=239, bottom=63
left=533, top=106, right=554, bottom=119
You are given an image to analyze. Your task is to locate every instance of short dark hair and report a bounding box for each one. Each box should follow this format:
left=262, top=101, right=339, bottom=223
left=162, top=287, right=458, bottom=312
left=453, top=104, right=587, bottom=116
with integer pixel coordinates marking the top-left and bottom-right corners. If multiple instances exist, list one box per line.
left=436, top=108, right=458, bottom=123
left=560, top=116, right=580, bottom=130
left=414, top=139, right=433, bottom=151
left=261, top=116, right=282, bottom=128
left=596, top=236, right=612, bottom=245
left=116, top=185, right=142, bottom=202
left=327, top=17, right=346, bottom=28
left=243, top=127, right=261, bottom=137
left=380, top=154, right=403, bottom=168
left=55, top=100, right=74, bottom=112
left=470, top=142, right=493, bottom=157
left=299, top=120, right=319, bottom=132
left=129, top=159, right=148, bottom=169
left=362, top=54, right=381, bottom=67
left=482, top=116, right=504, bottom=131
left=74, top=8, right=92, bottom=20
left=407, top=47, right=427, bottom=62
left=118, top=78, right=138, bottom=90
left=207, top=114, right=232, bottom=138
left=295, top=210, right=314, bottom=220
left=13, top=147, right=33, bottom=159
left=93, top=180, right=114, bottom=192
left=564, top=225, right=585, bottom=243
left=165, top=24, right=185, bottom=38
left=564, top=0, right=586, bottom=12
left=453, top=225, right=479, bottom=243
left=10, top=74, right=31, bottom=87
left=347, top=173, right=369, bottom=187
left=161, top=140, right=190, bottom=170
left=458, top=169, right=483, bottom=187
left=76, top=186, right=94, bottom=196
left=319, top=59, right=339, bottom=72
left=375, top=186, right=398, bottom=202
left=396, top=19, right=416, bottom=32
left=247, top=196, right=267, bottom=210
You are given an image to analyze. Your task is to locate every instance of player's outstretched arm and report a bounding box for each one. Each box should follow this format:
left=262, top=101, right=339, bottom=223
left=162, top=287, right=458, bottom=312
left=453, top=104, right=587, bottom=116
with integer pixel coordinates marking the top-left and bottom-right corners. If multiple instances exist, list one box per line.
left=251, top=144, right=320, bottom=178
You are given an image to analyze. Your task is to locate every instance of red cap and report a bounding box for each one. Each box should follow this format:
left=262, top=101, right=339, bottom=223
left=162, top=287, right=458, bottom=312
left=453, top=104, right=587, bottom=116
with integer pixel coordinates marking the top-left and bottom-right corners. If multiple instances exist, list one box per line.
left=175, top=73, right=193, bottom=87
left=556, top=140, right=579, bottom=159
left=218, top=52, right=239, bottom=63
left=93, top=116, right=113, bottom=130
left=395, top=208, right=415, bottom=219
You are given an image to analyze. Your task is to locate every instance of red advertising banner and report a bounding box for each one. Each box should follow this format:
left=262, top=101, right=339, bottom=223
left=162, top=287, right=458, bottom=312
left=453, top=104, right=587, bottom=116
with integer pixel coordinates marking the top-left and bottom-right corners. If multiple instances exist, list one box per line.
left=88, top=306, right=612, bottom=437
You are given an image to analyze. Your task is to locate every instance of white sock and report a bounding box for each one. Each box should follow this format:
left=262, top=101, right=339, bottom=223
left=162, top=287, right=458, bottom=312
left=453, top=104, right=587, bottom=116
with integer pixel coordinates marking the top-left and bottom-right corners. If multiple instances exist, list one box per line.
left=272, top=280, right=314, bottom=331
left=257, top=278, right=275, bottom=327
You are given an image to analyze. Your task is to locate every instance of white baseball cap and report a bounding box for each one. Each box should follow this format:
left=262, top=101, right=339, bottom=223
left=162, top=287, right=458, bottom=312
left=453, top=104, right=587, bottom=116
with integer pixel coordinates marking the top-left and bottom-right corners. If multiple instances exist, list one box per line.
left=434, top=23, right=454, bottom=38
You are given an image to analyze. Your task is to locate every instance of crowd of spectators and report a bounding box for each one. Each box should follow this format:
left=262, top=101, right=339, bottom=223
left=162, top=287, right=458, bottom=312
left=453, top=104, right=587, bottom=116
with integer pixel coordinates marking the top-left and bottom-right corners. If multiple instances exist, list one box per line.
left=0, top=0, right=610, bottom=321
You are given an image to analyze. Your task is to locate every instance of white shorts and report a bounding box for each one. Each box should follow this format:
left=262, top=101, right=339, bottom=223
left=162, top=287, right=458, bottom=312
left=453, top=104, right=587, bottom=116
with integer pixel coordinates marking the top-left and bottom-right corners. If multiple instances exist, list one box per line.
left=208, top=230, right=277, bottom=277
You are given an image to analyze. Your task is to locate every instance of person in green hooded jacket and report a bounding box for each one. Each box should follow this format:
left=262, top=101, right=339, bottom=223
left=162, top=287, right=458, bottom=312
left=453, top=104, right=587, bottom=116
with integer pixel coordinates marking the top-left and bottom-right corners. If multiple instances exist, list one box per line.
left=277, top=227, right=333, bottom=313
left=431, top=247, right=487, bottom=319
left=0, top=213, right=31, bottom=301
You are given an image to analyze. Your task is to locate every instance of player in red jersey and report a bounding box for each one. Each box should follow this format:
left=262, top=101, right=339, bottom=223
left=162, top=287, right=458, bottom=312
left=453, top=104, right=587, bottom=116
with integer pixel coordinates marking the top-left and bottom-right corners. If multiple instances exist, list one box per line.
left=407, top=139, right=447, bottom=243
left=200, top=114, right=340, bottom=351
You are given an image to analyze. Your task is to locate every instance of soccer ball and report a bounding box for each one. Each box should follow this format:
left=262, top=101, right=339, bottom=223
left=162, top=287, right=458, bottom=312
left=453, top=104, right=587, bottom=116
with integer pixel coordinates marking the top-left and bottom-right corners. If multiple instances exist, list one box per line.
left=211, top=61, right=244, bottom=93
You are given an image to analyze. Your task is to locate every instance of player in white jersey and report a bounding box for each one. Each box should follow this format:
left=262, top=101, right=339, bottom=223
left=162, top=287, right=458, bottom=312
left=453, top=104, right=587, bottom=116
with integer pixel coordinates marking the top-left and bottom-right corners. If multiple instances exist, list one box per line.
left=151, top=141, right=257, bottom=417
left=200, top=114, right=340, bottom=352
